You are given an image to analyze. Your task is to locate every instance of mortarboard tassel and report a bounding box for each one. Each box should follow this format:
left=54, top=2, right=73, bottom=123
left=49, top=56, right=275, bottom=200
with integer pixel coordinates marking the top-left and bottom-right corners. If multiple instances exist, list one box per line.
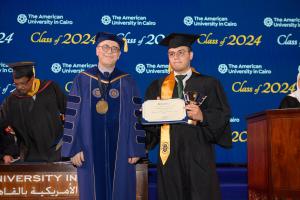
left=168, top=63, right=173, bottom=74
left=122, top=38, right=128, bottom=53
left=32, top=66, right=36, bottom=77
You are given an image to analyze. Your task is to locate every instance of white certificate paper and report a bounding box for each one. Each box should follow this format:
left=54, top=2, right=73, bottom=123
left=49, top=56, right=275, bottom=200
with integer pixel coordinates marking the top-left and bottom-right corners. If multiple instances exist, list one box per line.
left=142, top=98, right=187, bottom=124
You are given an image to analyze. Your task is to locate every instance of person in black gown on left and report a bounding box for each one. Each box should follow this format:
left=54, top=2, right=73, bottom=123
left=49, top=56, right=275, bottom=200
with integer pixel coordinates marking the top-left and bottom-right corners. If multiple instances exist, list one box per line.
left=0, top=61, right=66, bottom=163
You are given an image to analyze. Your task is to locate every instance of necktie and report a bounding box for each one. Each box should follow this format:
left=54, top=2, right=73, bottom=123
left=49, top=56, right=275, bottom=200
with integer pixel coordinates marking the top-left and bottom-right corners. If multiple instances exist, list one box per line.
left=103, top=72, right=110, bottom=92
left=175, top=75, right=186, bottom=98
left=103, top=72, right=110, bottom=79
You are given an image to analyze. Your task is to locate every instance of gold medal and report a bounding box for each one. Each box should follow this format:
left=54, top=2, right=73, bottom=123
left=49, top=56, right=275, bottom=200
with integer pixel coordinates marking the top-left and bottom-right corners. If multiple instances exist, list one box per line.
left=96, top=99, right=108, bottom=114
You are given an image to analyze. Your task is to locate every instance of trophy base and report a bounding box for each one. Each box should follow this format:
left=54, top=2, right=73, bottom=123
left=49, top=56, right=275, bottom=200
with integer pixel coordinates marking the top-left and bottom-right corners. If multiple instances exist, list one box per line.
left=188, top=119, right=197, bottom=125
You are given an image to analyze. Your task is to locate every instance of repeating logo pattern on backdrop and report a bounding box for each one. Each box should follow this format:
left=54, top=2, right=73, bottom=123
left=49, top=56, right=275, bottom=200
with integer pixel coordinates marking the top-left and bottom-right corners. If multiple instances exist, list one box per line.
left=1, top=1, right=299, bottom=164
left=183, top=16, right=238, bottom=27
left=101, top=15, right=157, bottom=26
left=51, top=63, right=96, bottom=74
left=135, top=63, right=168, bottom=74
left=218, top=64, right=272, bottom=75
left=17, top=13, right=74, bottom=25
left=263, top=17, right=300, bottom=28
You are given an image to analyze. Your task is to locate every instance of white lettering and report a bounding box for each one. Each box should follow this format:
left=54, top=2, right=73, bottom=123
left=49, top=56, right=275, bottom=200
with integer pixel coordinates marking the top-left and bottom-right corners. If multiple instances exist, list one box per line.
left=277, top=34, right=298, bottom=46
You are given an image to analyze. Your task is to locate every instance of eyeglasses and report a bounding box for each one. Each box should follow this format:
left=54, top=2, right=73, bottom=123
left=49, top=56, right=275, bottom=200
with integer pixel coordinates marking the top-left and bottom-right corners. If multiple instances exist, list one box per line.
left=97, top=44, right=120, bottom=53
left=168, top=49, right=189, bottom=58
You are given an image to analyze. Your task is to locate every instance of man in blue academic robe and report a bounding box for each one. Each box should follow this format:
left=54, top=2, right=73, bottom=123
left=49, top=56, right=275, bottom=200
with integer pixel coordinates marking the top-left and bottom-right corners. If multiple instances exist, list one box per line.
left=61, top=32, right=145, bottom=200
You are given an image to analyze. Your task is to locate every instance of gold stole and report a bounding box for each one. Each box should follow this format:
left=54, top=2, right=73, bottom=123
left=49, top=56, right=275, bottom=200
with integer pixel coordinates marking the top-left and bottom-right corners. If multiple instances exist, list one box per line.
left=159, top=68, right=199, bottom=165
left=27, top=78, right=40, bottom=97
left=160, top=72, right=175, bottom=165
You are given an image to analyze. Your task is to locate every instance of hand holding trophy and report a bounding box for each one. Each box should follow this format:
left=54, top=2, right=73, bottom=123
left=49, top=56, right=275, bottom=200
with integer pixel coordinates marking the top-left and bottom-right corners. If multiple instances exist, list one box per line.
left=184, top=91, right=207, bottom=125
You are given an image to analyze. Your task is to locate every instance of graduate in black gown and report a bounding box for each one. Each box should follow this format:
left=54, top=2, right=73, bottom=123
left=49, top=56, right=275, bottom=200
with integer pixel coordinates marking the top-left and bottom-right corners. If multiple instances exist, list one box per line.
left=279, top=67, right=300, bottom=109
left=1, top=62, right=66, bottom=162
left=144, top=33, right=232, bottom=200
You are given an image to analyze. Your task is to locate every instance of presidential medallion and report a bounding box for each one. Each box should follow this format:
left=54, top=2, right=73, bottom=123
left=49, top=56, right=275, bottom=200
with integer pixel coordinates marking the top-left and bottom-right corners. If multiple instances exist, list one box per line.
left=96, top=99, right=108, bottom=114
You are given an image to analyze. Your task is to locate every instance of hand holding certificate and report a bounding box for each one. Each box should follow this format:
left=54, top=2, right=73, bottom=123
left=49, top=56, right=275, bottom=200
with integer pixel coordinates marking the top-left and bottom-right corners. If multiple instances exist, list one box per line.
left=142, top=91, right=207, bottom=125
left=142, top=98, right=187, bottom=125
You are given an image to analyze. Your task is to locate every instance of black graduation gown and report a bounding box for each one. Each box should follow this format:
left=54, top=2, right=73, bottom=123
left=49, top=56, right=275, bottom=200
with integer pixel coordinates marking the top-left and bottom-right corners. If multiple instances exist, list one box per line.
left=144, top=72, right=232, bottom=200
left=279, top=95, right=300, bottom=109
left=0, top=80, right=66, bottom=162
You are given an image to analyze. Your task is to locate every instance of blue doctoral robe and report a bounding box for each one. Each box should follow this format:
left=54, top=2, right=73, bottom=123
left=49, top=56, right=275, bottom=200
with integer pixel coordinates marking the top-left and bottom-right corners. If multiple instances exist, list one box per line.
left=61, top=67, right=145, bottom=200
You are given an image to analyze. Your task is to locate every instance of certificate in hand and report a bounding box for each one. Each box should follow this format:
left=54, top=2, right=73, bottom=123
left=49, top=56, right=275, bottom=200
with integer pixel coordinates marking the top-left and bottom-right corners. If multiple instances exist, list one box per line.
left=142, top=98, right=187, bottom=125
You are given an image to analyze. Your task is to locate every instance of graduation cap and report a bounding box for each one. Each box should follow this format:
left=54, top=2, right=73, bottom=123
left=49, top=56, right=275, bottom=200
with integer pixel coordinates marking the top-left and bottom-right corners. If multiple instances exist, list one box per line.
left=159, top=33, right=199, bottom=49
left=8, top=61, right=35, bottom=79
left=95, top=32, right=128, bottom=52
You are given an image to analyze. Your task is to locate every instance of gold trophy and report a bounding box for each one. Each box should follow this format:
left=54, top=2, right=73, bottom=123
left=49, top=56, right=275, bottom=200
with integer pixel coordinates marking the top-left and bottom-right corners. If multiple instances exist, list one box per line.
left=184, top=91, right=207, bottom=125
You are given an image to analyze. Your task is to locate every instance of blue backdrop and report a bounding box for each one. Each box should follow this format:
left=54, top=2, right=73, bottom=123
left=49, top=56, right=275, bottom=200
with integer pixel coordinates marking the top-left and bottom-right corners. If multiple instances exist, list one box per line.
left=1, top=0, right=299, bottom=164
